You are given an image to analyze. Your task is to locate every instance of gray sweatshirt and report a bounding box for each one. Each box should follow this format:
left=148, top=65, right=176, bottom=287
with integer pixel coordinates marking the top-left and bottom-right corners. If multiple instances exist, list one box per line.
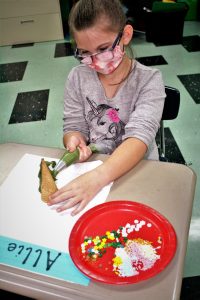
left=63, top=60, right=165, bottom=160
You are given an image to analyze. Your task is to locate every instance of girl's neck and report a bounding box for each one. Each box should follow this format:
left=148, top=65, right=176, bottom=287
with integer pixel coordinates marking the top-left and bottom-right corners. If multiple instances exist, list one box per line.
left=98, top=55, right=133, bottom=100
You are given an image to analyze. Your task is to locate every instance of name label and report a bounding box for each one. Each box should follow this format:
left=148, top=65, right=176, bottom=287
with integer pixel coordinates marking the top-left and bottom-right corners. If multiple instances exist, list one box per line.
left=0, top=236, right=89, bottom=286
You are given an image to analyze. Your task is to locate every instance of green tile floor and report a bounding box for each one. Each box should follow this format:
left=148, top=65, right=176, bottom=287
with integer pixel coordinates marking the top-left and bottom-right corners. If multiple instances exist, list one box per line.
left=0, top=21, right=200, bottom=278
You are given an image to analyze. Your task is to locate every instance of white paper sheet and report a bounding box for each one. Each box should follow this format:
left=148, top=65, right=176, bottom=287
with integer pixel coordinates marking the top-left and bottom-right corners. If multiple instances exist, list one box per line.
left=0, top=154, right=112, bottom=253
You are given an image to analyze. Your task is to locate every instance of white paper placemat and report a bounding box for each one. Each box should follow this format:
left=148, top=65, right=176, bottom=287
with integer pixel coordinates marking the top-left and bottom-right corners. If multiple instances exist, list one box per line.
left=0, top=153, right=112, bottom=253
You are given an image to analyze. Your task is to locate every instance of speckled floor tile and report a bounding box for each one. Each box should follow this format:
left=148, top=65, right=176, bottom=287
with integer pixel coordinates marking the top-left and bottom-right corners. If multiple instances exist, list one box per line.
left=177, top=73, right=200, bottom=104
left=180, top=276, right=200, bottom=300
left=9, top=89, right=49, bottom=124
left=12, top=43, right=34, bottom=48
left=0, top=61, right=28, bottom=83
left=54, top=42, right=74, bottom=58
left=0, top=290, right=34, bottom=299
left=136, top=55, right=168, bottom=66
left=182, top=35, right=200, bottom=52
left=163, top=127, right=185, bottom=164
left=156, top=127, right=185, bottom=164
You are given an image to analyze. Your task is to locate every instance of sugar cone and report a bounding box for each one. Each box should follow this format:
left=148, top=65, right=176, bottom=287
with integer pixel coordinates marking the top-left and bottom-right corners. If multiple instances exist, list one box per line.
left=41, top=159, right=58, bottom=203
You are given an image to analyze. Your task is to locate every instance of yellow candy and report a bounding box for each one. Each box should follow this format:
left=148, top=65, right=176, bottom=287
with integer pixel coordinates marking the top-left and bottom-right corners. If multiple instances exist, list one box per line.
left=112, top=256, right=123, bottom=266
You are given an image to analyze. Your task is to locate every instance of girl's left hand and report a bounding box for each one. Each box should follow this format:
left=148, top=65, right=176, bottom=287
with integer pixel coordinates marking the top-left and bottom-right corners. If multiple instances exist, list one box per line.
left=48, top=169, right=103, bottom=216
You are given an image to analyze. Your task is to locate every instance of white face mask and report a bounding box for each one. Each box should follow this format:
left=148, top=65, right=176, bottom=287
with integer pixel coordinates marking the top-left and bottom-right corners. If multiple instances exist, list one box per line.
left=81, top=45, right=125, bottom=74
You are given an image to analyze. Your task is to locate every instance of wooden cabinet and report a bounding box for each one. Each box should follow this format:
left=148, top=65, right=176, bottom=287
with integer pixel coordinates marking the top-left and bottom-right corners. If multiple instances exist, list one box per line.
left=0, top=0, right=64, bottom=46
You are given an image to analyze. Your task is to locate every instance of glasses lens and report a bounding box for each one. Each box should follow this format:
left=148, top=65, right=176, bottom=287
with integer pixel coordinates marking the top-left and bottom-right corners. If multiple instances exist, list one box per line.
left=95, top=50, right=114, bottom=61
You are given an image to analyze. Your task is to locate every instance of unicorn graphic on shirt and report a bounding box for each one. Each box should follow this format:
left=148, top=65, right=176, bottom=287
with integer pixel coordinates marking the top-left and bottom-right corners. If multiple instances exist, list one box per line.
left=86, top=96, right=125, bottom=146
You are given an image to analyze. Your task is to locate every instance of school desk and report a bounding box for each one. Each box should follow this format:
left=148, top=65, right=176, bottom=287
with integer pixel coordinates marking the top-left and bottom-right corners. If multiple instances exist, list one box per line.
left=0, top=143, right=196, bottom=300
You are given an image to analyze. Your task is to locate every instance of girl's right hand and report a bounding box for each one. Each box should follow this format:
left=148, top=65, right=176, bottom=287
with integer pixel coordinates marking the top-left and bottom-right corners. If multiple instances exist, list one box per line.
left=66, top=135, right=92, bottom=162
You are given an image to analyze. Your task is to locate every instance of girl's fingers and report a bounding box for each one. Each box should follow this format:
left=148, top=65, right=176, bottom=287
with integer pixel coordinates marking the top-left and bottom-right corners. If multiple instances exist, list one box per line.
left=67, top=136, right=87, bottom=152
left=47, top=170, right=100, bottom=215
left=71, top=200, right=88, bottom=216
left=67, top=140, right=78, bottom=152
left=48, top=189, right=74, bottom=204
left=78, top=145, right=92, bottom=161
left=56, top=196, right=82, bottom=213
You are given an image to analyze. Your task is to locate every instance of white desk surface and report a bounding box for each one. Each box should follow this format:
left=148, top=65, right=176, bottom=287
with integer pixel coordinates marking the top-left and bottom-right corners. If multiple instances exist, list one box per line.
left=0, top=143, right=197, bottom=300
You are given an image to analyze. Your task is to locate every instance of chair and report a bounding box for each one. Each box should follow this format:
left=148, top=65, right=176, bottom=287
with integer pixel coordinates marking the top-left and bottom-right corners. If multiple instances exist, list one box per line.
left=144, top=1, right=189, bottom=45
left=158, top=86, right=180, bottom=160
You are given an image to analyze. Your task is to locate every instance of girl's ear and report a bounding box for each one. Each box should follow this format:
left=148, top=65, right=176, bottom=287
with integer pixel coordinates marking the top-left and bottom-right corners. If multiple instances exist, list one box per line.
left=122, top=24, right=133, bottom=45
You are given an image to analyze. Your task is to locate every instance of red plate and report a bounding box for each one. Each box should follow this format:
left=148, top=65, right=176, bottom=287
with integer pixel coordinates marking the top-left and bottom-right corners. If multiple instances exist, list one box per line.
left=69, top=201, right=177, bottom=284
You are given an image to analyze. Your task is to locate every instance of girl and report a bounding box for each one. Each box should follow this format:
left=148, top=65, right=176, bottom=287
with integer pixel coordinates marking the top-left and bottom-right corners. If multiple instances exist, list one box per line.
left=48, top=0, right=165, bottom=215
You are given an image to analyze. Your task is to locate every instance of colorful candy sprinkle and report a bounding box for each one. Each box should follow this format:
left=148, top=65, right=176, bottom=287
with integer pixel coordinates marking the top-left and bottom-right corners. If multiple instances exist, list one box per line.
left=80, top=219, right=161, bottom=277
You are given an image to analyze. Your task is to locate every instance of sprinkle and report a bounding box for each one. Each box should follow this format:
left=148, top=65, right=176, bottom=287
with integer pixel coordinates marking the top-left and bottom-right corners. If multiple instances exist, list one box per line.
left=112, top=256, right=123, bottom=266
left=80, top=219, right=160, bottom=278
left=122, top=227, right=128, bottom=237
left=93, top=236, right=100, bottom=245
left=113, top=239, right=160, bottom=276
left=125, top=223, right=131, bottom=228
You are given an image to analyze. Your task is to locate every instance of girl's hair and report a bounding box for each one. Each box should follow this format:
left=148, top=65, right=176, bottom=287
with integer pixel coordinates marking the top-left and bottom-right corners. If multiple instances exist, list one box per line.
left=68, top=0, right=127, bottom=36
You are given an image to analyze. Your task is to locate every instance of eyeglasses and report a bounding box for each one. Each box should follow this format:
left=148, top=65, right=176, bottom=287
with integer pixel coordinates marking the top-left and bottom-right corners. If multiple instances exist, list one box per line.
left=74, top=31, right=123, bottom=65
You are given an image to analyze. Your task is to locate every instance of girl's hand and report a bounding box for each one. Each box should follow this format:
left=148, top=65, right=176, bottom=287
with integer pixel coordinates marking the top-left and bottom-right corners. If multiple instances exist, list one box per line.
left=65, top=135, right=92, bottom=162
left=48, top=169, right=103, bottom=216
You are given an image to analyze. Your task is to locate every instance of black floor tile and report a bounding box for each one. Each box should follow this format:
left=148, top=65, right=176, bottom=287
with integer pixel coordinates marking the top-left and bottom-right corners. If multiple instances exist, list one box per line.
left=182, top=35, right=200, bottom=52
left=9, top=89, right=49, bottom=124
left=0, top=290, right=34, bottom=299
left=156, top=127, right=185, bottom=164
left=0, top=61, right=28, bottom=83
left=178, top=73, right=200, bottom=104
left=54, top=42, right=74, bottom=58
left=154, top=40, right=181, bottom=46
left=180, top=276, right=200, bottom=300
left=1, top=276, right=199, bottom=300
left=12, top=43, right=34, bottom=48
left=136, top=55, right=168, bottom=66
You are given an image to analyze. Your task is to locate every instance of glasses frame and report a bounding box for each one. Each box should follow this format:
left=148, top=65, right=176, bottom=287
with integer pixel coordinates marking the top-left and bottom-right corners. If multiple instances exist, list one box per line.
left=74, top=31, right=123, bottom=62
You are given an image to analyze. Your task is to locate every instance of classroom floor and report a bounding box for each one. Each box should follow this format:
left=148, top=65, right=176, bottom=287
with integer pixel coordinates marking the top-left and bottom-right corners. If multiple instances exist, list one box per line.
left=0, top=21, right=200, bottom=298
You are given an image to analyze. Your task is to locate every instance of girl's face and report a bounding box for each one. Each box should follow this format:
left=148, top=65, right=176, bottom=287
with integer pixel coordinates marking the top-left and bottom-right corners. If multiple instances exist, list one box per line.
left=74, top=24, right=125, bottom=75
left=74, top=23, right=133, bottom=75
